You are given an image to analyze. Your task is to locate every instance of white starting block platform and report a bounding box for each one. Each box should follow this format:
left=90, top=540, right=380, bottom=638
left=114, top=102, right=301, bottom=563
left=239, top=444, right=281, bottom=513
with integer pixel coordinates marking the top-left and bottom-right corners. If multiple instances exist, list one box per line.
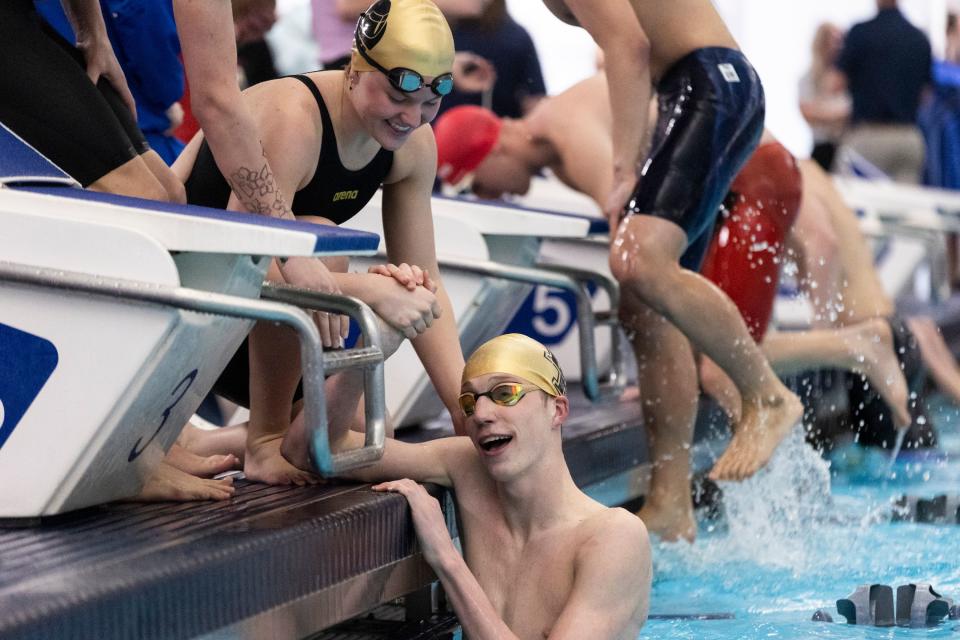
left=0, top=125, right=383, bottom=518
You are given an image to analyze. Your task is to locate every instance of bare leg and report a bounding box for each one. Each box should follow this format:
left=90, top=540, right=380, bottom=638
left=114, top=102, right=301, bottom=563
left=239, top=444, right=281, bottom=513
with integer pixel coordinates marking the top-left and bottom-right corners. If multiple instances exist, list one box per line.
left=907, top=316, right=960, bottom=404
left=621, top=297, right=697, bottom=542
left=697, top=355, right=743, bottom=423
left=235, top=259, right=318, bottom=485
left=789, top=188, right=843, bottom=327
left=763, top=319, right=910, bottom=427
left=798, top=160, right=893, bottom=325
left=246, top=318, right=320, bottom=485
left=282, top=368, right=368, bottom=473
left=610, top=215, right=802, bottom=483
left=87, top=154, right=174, bottom=202
left=140, top=149, right=187, bottom=203
left=132, top=461, right=235, bottom=502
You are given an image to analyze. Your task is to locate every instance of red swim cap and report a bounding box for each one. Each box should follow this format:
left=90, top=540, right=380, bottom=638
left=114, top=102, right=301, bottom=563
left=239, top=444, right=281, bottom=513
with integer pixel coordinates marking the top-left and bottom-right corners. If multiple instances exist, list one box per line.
left=434, top=105, right=501, bottom=185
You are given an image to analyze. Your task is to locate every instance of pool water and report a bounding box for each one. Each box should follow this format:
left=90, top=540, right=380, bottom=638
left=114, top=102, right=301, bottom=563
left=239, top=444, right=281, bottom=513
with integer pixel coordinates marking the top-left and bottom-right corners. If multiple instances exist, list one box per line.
left=644, top=396, right=960, bottom=639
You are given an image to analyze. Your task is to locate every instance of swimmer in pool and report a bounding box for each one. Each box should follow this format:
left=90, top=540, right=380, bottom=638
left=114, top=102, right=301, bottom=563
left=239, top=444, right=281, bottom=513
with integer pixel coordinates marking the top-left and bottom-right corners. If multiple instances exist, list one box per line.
left=433, top=76, right=909, bottom=540
left=174, top=0, right=466, bottom=485
left=306, top=333, right=652, bottom=639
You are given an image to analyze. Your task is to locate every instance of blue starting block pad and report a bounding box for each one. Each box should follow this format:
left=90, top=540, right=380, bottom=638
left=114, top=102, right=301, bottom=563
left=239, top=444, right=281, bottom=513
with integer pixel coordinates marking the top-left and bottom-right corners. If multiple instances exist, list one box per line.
left=0, top=125, right=75, bottom=186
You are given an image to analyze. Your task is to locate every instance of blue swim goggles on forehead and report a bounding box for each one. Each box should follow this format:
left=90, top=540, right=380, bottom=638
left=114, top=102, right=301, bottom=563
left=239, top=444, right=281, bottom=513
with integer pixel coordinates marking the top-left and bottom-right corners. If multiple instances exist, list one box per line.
left=353, top=16, right=454, bottom=96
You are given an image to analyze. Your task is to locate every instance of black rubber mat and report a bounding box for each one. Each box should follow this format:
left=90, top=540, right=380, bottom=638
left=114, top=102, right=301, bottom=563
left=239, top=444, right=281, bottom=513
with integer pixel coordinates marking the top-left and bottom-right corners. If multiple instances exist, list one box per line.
left=0, top=481, right=447, bottom=640
left=311, top=605, right=459, bottom=640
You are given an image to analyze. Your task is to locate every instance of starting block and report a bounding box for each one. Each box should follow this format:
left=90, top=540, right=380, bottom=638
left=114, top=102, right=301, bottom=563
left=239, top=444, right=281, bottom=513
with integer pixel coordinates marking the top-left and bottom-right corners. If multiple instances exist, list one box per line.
left=0, top=124, right=383, bottom=518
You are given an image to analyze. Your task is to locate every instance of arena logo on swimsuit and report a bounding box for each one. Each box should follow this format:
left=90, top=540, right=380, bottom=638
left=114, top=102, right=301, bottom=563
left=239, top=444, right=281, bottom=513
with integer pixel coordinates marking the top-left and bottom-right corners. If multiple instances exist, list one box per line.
left=0, top=323, right=58, bottom=450
left=333, top=190, right=360, bottom=202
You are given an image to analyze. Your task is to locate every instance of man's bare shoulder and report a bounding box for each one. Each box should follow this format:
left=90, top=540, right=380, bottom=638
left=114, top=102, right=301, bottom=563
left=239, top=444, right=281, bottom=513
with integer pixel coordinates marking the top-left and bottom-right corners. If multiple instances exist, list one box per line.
left=556, top=506, right=651, bottom=635
left=577, top=507, right=650, bottom=557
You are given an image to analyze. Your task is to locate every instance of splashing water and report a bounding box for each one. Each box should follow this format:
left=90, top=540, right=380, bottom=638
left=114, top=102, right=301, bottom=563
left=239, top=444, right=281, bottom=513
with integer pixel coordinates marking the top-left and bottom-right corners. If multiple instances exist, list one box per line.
left=645, top=399, right=960, bottom=639
left=884, top=427, right=908, bottom=479
left=719, top=426, right=835, bottom=567
left=656, top=426, right=835, bottom=579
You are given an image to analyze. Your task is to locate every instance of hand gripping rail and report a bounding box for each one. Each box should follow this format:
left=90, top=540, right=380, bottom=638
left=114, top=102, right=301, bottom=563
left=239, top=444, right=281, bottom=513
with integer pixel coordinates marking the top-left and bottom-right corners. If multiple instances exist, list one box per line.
left=436, top=254, right=626, bottom=401
left=0, top=261, right=385, bottom=476
left=261, top=283, right=386, bottom=474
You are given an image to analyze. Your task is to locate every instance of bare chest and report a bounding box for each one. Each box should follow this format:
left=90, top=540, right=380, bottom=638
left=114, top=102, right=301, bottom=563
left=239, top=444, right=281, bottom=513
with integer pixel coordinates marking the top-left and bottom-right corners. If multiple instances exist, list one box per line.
left=463, top=530, right=578, bottom=639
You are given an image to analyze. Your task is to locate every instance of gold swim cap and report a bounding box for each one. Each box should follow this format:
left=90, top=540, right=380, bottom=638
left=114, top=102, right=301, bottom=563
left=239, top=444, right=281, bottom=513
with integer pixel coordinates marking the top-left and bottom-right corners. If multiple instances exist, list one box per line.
left=352, top=0, right=454, bottom=78
left=462, top=334, right=567, bottom=397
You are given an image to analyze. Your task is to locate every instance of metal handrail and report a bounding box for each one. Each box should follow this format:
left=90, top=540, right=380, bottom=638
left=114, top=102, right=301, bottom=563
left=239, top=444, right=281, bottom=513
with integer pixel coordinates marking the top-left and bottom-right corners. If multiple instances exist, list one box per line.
left=0, top=260, right=385, bottom=476
left=261, top=283, right=386, bottom=474
left=533, top=262, right=626, bottom=392
left=436, top=254, right=622, bottom=401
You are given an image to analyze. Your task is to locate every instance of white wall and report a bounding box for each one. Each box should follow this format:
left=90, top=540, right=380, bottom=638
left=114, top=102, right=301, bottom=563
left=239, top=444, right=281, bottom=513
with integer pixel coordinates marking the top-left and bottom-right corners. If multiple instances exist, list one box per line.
left=507, top=0, right=946, bottom=158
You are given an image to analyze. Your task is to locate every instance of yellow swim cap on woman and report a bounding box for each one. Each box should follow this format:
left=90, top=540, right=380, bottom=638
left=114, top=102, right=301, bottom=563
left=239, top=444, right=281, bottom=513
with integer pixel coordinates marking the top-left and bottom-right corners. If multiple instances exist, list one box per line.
left=462, top=334, right=567, bottom=397
left=352, top=0, right=455, bottom=78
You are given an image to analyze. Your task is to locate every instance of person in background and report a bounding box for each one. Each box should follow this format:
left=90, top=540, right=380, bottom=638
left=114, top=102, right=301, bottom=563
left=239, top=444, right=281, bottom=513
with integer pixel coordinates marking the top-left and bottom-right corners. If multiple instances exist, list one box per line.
left=438, top=0, right=546, bottom=119
left=2, top=0, right=182, bottom=200
left=433, top=84, right=913, bottom=536
left=234, top=0, right=280, bottom=88
left=836, top=0, right=932, bottom=183
left=798, top=23, right=850, bottom=172
left=34, top=0, right=187, bottom=166
left=946, top=13, right=960, bottom=64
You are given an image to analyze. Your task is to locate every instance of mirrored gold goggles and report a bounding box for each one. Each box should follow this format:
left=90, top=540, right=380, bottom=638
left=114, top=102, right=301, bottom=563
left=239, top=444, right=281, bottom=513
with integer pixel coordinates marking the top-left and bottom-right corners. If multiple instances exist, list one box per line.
left=458, top=382, right=537, bottom=416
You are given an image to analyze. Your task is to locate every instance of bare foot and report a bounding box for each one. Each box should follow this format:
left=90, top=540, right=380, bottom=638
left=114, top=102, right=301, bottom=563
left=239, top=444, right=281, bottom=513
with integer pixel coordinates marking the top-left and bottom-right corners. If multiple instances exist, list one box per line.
left=132, top=461, right=235, bottom=502
left=177, top=421, right=247, bottom=462
left=637, top=499, right=695, bottom=543
left=844, top=318, right=911, bottom=428
left=165, top=442, right=239, bottom=477
left=280, top=410, right=314, bottom=472
left=708, top=386, right=803, bottom=481
left=246, top=434, right=320, bottom=486
left=619, top=384, right=640, bottom=403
